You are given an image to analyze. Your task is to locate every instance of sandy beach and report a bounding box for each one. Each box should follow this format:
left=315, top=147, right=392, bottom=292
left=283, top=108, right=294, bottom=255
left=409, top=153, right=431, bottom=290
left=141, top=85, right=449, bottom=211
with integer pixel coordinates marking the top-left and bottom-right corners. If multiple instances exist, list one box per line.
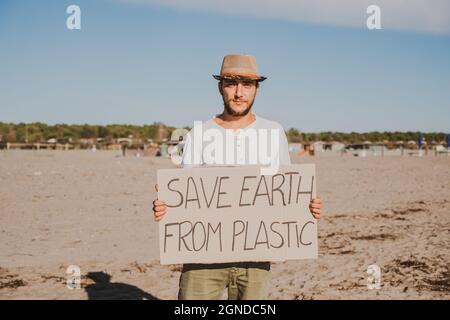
left=0, top=150, right=449, bottom=299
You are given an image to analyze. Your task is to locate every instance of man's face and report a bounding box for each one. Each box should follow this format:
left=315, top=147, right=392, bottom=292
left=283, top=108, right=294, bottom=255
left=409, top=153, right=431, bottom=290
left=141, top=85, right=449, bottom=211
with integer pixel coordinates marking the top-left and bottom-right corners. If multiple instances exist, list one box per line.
left=220, top=79, right=259, bottom=116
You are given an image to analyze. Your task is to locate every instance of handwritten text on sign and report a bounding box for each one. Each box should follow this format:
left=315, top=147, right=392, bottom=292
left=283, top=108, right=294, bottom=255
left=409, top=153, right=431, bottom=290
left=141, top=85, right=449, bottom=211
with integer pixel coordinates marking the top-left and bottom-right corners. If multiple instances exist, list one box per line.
left=157, top=164, right=318, bottom=264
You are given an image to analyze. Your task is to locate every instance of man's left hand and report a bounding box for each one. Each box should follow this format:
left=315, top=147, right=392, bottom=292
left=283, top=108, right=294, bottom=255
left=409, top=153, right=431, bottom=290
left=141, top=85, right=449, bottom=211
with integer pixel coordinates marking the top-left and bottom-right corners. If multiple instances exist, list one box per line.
left=309, top=197, right=322, bottom=219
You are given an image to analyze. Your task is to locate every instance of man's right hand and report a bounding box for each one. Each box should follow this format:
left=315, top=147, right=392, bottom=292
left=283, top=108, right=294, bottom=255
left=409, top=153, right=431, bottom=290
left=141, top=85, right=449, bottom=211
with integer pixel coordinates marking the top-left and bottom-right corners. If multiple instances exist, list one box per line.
left=153, top=184, right=167, bottom=222
left=153, top=199, right=167, bottom=222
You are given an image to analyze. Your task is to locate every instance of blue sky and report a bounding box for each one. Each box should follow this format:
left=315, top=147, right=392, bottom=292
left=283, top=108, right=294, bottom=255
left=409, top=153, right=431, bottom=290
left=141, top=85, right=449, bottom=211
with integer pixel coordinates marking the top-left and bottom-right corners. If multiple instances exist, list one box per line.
left=0, top=0, right=449, bottom=132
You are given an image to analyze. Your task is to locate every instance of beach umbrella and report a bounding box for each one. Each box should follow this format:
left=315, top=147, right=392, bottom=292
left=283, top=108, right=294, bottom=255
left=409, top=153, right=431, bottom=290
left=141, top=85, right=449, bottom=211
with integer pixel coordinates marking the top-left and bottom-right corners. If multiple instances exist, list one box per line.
left=418, top=132, right=423, bottom=149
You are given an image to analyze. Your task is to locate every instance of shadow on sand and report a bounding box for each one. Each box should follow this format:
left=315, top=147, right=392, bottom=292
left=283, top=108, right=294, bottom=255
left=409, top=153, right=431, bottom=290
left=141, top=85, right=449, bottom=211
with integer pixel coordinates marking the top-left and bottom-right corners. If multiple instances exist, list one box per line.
left=84, top=271, right=159, bottom=300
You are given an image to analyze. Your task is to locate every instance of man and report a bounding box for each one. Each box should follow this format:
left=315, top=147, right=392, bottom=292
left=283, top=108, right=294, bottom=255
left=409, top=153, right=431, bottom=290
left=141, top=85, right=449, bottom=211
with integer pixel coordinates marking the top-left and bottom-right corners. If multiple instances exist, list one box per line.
left=153, top=54, right=322, bottom=300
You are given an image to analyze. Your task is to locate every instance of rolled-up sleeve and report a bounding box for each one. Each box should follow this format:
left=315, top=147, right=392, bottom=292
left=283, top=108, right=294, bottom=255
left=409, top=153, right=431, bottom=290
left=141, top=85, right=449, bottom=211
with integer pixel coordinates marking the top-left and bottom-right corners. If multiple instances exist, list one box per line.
left=181, top=129, right=202, bottom=168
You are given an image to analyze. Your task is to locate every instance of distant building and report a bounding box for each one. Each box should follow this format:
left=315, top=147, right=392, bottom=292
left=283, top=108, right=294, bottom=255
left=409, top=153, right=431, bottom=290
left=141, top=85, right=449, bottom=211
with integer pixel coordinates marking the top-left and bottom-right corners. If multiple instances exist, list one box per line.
left=313, top=141, right=325, bottom=152
left=331, top=142, right=345, bottom=152
left=117, top=138, right=133, bottom=145
left=288, top=143, right=302, bottom=153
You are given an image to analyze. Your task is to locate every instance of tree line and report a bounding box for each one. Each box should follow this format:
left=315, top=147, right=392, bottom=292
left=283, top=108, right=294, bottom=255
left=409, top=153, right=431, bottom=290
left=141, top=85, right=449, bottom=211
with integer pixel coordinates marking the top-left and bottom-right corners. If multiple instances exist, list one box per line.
left=286, top=128, right=447, bottom=144
left=0, top=122, right=175, bottom=144
left=0, top=122, right=447, bottom=145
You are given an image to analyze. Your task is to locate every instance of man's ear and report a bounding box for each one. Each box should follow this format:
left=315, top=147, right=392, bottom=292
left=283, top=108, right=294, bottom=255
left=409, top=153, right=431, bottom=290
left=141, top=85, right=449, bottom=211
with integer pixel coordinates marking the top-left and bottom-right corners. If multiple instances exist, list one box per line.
left=218, top=81, right=223, bottom=95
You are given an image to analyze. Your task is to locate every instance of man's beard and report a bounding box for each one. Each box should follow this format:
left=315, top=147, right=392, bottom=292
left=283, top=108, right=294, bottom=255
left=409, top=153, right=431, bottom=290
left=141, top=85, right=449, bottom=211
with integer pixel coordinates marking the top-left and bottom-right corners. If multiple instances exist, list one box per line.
left=223, top=97, right=255, bottom=116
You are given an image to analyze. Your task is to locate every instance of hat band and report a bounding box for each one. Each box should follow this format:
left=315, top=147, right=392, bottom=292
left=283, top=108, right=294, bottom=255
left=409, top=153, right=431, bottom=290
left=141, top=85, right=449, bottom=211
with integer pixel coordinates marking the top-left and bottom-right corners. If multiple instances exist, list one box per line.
left=220, top=71, right=267, bottom=80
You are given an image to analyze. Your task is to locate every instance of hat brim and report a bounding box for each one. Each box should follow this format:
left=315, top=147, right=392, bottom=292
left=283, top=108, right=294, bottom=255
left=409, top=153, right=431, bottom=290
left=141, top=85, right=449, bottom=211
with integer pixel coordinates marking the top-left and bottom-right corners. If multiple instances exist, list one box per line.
left=213, top=75, right=267, bottom=82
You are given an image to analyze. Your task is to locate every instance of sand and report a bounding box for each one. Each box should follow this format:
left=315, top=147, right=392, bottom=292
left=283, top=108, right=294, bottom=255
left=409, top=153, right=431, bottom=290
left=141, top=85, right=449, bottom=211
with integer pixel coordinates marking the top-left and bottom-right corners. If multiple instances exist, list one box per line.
left=0, top=150, right=449, bottom=299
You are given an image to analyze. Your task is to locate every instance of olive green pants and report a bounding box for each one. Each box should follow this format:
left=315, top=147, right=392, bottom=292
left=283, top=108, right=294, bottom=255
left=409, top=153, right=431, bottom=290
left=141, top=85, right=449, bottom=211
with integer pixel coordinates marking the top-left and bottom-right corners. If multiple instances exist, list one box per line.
left=178, top=267, right=271, bottom=300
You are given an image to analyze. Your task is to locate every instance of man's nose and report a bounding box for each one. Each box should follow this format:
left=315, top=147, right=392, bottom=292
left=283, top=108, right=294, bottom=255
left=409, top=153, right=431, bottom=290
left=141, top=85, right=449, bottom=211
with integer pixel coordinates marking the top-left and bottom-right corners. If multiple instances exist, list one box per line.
left=234, top=83, right=244, bottom=98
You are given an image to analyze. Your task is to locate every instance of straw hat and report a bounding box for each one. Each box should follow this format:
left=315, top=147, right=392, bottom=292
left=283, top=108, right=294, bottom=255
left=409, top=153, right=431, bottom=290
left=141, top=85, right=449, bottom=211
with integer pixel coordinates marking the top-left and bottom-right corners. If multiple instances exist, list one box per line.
left=213, top=54, right=267, bottom=82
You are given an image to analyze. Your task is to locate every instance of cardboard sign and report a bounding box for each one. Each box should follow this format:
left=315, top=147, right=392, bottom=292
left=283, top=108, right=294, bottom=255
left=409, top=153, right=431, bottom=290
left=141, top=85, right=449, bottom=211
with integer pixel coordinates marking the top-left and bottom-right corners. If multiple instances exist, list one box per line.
left=157, top=164, right=317, bottom=264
